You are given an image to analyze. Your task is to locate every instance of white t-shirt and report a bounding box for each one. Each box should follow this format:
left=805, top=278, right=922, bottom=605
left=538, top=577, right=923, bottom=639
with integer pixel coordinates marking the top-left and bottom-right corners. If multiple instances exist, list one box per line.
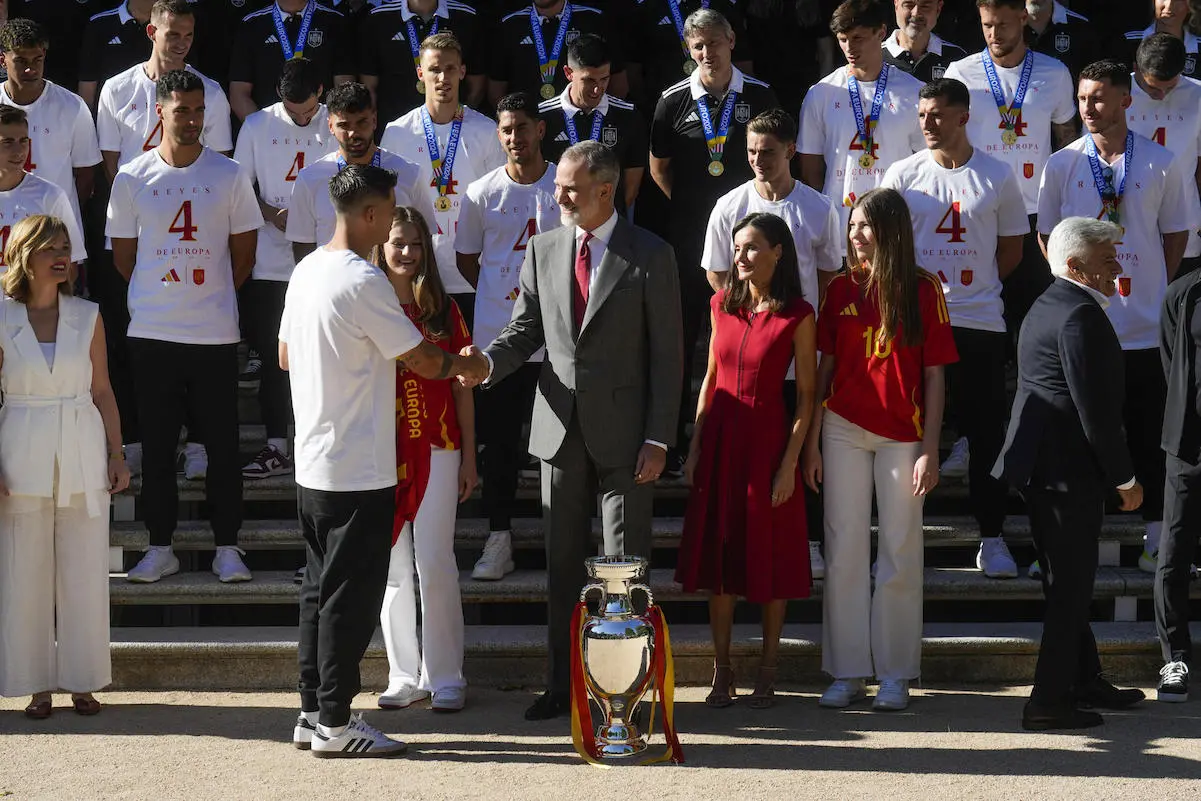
left=1126, top=75, right=1201, bottom=258
left=106, top=147, right=265, bottom=345
left=1037, top=133, right=1198, bottom=350
left=234, top=103, right=337, bottom=281
left=799, top=64, right=925, bottom=254
left=380, top=105, right=506, bottom=295
left=0, top=80, right=102, bottom=226
left=280, top=247, right=426, bottom=492
left=0, top=173, right=87, bottom=271
left=455, top=162, right=560, bottom=356
left=97, top=64, right=235, bottom=170
left=286, top=147, right=435, bottom=247
left=882, top=149, right=1029, bottom=332
left=943, top=50, right=1076, bottom=214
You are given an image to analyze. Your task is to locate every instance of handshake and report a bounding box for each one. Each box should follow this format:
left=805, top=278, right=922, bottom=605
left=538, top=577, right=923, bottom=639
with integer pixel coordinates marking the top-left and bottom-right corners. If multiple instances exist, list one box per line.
left=454, top=345, right=491, bottom=388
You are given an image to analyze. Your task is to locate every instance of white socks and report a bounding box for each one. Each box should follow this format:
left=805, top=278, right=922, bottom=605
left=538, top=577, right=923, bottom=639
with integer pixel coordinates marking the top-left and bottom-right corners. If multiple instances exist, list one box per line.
left=317, top=722, right=346, bottom=737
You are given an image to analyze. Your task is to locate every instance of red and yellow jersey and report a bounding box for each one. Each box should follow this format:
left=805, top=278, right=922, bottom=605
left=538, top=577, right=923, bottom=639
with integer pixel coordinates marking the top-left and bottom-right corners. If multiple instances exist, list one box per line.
left=816, top=270, right=958, bottom=442
left=396, top=299, right=472, bottom=452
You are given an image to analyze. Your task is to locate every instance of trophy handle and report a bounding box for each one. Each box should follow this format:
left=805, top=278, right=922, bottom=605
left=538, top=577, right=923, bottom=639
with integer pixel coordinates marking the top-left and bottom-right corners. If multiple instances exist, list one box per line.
left=579, top=582, right=605, bottom=604
left=629, top=583, right=655, bottom=610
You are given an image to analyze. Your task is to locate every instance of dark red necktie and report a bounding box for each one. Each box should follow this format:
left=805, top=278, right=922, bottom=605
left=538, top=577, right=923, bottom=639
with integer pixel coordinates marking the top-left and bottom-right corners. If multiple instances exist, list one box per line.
left=573, top=232, right=593, bottom=333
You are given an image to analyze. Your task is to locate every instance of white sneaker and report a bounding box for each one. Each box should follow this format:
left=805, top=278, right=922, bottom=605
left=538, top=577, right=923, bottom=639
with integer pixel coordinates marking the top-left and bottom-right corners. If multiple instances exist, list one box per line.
left=976, top=537, right=1018, bottom=578
left=431, top=687, right=466, bottom=713
left=212, top=546, right=252, bottom=583
left=183, top=442, right=207, bottom=480
left=310, top=714, right=407, bottom=758
left=1139, top=547, right=1159, bottom=574
left=124, top=442, right=143, bottom=477
left=377, top=685, right=430, bottom=709
left=472, top=530, right=514, bottom=580
left=940, top=437, right=969, bottom=479
left=126, top=546, right=179, bottom=583
left=809, top=541, right=825, bottom=580
left=819, top=678, right=867, bottom=708
left=1027, top=560, right=1042, bottom=580
left=873, top=679, right=910, bottom=711
left=293, top=711, right=317, bottom=750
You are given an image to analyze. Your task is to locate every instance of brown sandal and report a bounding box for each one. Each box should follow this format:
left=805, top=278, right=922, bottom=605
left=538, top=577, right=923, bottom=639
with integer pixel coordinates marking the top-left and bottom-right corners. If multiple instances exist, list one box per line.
left=24, top=694, right=52, bottom=719
left=705, top=664, right=738, bottom=708
left=71, top=695, right=102, bottom=716
left=748, top=666, right=777, bottom=709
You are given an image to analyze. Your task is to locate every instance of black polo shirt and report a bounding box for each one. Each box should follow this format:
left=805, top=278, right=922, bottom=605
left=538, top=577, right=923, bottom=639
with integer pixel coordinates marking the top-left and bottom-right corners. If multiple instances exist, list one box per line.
left=1025, top=2, right=1101, bottom=83
left=188, top=0, right=269, bottom=87
left=488, top=3, right=625, bottom=99
left=627, top=0, right=750, bottom=103
left=1121, top=24, right=1201, bottom=80
left=230, top=2, right=357, bottom=109
left=933, top=0, right=984, bottom=54
left=6, top=0, right=107, bottom=88
left=78, top=2, right=153, bottom=88
left=883, top=30, right=967, bottom=83
left=540, top=87, right=646, bottom=210
left=649, top=67, right=777, bottom=252
left=358, top=0, right=486, bottom=129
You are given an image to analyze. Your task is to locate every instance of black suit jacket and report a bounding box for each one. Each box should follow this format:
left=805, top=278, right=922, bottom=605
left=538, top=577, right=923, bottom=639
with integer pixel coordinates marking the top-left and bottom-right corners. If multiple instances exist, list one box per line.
left=1160, top=269, right=1201, bottom=462
left=993, top=279, right=1134, bottom=493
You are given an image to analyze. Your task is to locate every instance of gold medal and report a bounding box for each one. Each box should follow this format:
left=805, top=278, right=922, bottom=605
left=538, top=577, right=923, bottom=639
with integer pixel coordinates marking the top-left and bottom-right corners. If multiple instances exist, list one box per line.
left=416, top=80, right=426, bottom=95
left=684, top=59, right=696, bottom=75
left=708, top=160, right=724, bottom=177
left=1001, top=128, right=1018, bottom=146
left=859, top=153, right=875, bottom=169
left=540, top=83, right=556, bottom=100
left=434, top=195, right=452, bottom=212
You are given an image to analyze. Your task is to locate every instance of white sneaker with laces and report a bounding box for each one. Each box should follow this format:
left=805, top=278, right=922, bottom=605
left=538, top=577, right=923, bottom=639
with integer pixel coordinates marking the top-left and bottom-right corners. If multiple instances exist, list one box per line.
left=124, top=442, right=143, bottom=477
left=1158, top=661, right=1189, bottom=703
left=819, top=678, right=867, bottom=708
left=809, top=541, right=825, bottom=580
left=377, top=685, right=430, bottom=709
left=873, top=679, right=910, bottom=711
left=976, top=537, right=1018, bottom=578
left=183, top=442, right=207, bottom=480
left=126, top=546, right=179, bottom=583
left=940, top=437, right=970, bottom=479
left=212, top=546, right=252, bottom=583
left=293, top=711, right=317, bottom=749
left=431, top=687, right=466, bottom=712
left=472, top=530, right=514, bottom=580
left=310, top=714, right=407, bottom=758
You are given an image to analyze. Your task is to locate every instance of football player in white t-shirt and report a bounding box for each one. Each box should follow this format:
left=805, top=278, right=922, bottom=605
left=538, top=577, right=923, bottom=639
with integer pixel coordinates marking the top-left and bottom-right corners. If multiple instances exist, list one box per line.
left=799, top=0, right=925, bottom=256
left=454, top=91, right=560, bottom=582
left=1128, top=33, right=1201, bottom=277
left=0, top=19, right=101, bottom=227
left=1038, top=59, right=1198, bottom=569
left=882, top=77, right=1028, bottom=579
left=97, top=0, right=234, bottom=182
left=0, top=105, right=87, bottom=273
left=381, top=32, right=505, bottom=317
left=106, top=70, right=264, bottom=585
left=234, top=57, right=337, bottom=481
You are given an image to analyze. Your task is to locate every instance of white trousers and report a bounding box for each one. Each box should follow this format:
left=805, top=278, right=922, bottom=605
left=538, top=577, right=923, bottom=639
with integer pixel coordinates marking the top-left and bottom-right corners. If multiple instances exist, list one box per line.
left=0, top=491, right=111, bottom=696
left=380, top=447, right=465, bottom=692
left=821, top=412, right=924, bottom=681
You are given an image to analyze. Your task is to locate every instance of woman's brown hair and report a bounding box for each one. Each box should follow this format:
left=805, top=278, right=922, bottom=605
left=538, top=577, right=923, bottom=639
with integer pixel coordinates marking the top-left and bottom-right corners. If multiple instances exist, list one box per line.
left=1, top=214, right=73, bottom=304
left=847, top=188, right=922, bottom=349
left=721, top=212, right=805, bottom=315
left=372, top=206, right=452, bottom=339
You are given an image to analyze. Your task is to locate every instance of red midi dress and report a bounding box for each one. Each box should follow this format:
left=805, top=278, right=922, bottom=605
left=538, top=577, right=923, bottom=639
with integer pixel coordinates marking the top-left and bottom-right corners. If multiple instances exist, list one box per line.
left=675, top=292, right=814, bottom=603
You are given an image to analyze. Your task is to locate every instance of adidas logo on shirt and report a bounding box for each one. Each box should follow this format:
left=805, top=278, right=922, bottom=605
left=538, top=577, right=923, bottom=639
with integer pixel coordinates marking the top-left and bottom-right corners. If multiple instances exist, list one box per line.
left=684, top=111, right=700, bottom=123
left=108, top=36, right=122, bottom=45
left=265, top=34, right=279, bottom=43
left=519, top=35, right=533, bottom=45
left=161, top=268, right=182, bottom=284
left=506, top=287, right=520, bottom=301
left=839, top=303, right=858, bottom=317
left=391, top=31, right=406, bottom=40
left=657, top=15, right=671, bottom=24
left=554, top=131, right=570, bottom=141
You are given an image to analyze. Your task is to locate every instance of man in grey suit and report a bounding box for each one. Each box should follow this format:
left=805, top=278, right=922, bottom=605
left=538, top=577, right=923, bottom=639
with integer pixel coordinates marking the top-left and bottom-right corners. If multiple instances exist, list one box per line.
left=461, top=139, right=683, bottom=720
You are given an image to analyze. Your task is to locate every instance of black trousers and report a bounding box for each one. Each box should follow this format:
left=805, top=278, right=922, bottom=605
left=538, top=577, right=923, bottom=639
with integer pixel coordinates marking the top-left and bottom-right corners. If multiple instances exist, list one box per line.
left=450, top=292, right=475, bottom=332
left=128, top=338, right=242, bottom=546
left=1123, top=349, right=1166, bottom=524
left=297, top=485, right=394, bottom=727
left=946, top=328, right=1010, bottom=538
left=1001, top=215, right=1052, bottom=336
left=673, top=242, right=709, bottom=451
left=1158, top=452, right=1201, bottom=664
left=242, top=280, right=292, bottom=440
left=478, top=361, right=539, bottom=531
left=1024, top=483, right=1104, bottom=705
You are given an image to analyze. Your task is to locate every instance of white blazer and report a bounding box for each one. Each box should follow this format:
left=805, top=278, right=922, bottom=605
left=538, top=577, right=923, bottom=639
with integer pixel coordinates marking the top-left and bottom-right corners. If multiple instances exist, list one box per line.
left=0, top=295, right=109, bottom=517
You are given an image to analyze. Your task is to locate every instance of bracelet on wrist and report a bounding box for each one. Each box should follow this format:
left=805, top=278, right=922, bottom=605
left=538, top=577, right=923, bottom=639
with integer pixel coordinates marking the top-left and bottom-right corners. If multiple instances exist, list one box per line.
left=110, top=451, right=125, bottom=461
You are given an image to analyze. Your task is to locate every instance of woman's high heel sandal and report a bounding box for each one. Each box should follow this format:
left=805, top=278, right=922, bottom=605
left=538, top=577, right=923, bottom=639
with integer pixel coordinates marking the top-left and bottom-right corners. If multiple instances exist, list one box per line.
left=748, top=666, right=777, bottom=709
left=705, top=664, right=738, bottom=708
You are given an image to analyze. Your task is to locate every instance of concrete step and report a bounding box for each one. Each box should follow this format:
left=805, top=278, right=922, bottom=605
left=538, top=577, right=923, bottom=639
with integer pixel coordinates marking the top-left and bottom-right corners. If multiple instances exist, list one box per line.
left=107, top=621, right=1194, bottom=689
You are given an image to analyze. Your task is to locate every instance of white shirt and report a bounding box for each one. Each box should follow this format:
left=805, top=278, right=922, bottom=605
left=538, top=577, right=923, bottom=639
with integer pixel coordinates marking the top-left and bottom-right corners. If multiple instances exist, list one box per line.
left=97, top=64, right=234, bottom=170
left=799, top=64, right=925, bottom=254
left=234, top=102, right=337, bottom=281
left=280, top=247, right=426, bottom=492
left=882, top=149, right=1029, bottom=332
left=0, top=172, right=88, bottom=271
left=106, top=147, right=265, bottom=345
left=0, top=80, right=102, bottom=226
left=943, top=49, right=1076, bottom=214
left=455, top=161, right=560, bottom=356
left=1037, top=132, right=1198, bottom=350
left=1126, top=75, right=1201, bottom=257
left=286, top=147, right=436, bottom=247
left=380, top=105, right=506, bottom=294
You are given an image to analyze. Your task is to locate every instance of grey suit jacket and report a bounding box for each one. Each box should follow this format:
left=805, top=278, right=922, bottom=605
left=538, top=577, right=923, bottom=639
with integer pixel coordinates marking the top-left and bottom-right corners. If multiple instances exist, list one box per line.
left=484, top=215, right=683, bottom=469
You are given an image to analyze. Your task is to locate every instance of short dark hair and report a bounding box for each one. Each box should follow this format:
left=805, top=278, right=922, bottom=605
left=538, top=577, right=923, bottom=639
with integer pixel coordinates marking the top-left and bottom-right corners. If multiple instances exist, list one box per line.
left=420, top=31, right=464, bottom=62
left=919, top=77, right=972, bottom=109
left=567, top=33, right=610, bottom=69
left=496, top=91, right=539, bottom=122
left=0, top=104, right=28, bottom=128
left=325, top=82, right=374, bottom=116
left=829, top=0, right=890, bottom=34
left=328, top=164, right=397, bottom=214
left=155, top=69, right=204, bottom=102
left=150, top=0, right=194, bottom=24
left=1137, top=32, right=1187, bottom=80
left=746, top=109, right=797, bottom=144
left=278, top=57, right=322, bottom=103
left=0, top=18, right=49, bottom=52
left=1079, top=59, right=1133, bottom=91
left=975, top=0, right=1026, bottom=10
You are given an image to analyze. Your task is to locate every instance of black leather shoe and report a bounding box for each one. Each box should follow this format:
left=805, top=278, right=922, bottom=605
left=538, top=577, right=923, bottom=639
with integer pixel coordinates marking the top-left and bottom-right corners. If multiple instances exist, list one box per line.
left=1075, top=678, right=1146, bottom=710
left=524, top=691, right=569, bottom=721
left=1022, top=700, right=1104, bottom=731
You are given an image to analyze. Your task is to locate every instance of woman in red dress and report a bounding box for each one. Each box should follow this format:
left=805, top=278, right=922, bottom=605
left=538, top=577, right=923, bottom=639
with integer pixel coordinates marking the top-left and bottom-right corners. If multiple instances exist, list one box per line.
left=677, top=212, right=818, bottom=710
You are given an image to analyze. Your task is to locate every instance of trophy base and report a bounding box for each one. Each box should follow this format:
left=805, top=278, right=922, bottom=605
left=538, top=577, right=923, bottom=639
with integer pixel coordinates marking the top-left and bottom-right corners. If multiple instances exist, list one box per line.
left=594, top=723, right=648, bottom=759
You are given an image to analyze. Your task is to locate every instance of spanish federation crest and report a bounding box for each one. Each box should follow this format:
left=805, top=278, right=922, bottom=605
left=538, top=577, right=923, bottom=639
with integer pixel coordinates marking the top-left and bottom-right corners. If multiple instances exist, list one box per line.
left=734, top=102, right=751, bottom=124
left=231, top=0, right=246, bottom=7
left=1187, top=54, right=1197, bottom=74
left=1054, top=32, right=1070, bottom=53
left=601, top=126, right=618, bottom=147
left=931, top=65, right=946, bottom=80
left=308, top=30, right=324, bottom=48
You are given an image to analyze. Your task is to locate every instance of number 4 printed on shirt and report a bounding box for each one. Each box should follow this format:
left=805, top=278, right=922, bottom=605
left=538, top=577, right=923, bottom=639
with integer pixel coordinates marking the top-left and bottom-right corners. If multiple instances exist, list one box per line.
left=169, top=201, right=198, bottom=241
left=936, top=201, right=967, bottom=243
left=1152, top=127, right=1166, bottom=147
left=848, top=129, right=879, bottom=161
left=285, top=152, right=305, bottom=182
left=23, top=141, right=35, bottom=172
left=142, top=120, right=163, bottom=152
left=512, top=218, right=536, bottom=251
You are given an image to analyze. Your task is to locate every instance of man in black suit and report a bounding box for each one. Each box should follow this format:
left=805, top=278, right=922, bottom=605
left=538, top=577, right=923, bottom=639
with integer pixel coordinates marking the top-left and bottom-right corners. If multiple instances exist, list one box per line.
left=994, top=216, right=1147, bottom=731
